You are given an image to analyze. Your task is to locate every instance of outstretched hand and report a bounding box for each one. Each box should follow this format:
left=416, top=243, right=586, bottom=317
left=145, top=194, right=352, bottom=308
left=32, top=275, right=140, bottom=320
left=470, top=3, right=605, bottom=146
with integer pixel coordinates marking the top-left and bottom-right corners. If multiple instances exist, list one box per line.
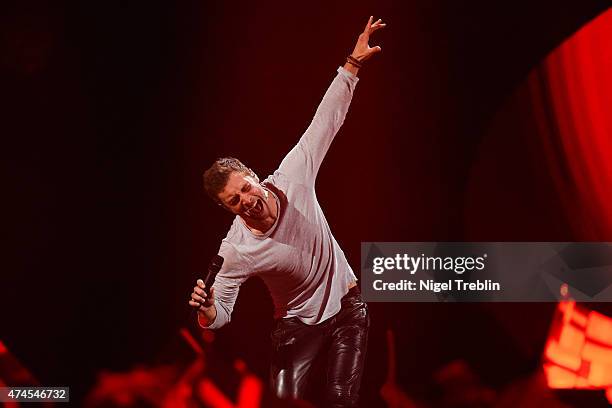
left=351, top=16, right=386, bottom=62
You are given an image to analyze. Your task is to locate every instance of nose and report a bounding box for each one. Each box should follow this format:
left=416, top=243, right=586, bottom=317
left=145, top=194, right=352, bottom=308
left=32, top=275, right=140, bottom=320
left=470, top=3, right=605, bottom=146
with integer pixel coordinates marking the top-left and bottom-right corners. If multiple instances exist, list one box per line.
left=240, top=194, right=253, bottom=209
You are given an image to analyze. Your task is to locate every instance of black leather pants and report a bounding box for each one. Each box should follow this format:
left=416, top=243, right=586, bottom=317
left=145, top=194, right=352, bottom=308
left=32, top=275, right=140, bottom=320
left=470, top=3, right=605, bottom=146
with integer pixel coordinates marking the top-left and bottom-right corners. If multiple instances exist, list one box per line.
left=270, top=287, right=370, bottom=407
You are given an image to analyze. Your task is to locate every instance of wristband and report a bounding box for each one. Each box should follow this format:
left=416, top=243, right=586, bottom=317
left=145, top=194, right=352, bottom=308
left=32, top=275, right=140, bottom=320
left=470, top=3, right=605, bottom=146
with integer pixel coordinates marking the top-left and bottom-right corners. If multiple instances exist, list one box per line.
left=346, top=55, right=363, bottom=68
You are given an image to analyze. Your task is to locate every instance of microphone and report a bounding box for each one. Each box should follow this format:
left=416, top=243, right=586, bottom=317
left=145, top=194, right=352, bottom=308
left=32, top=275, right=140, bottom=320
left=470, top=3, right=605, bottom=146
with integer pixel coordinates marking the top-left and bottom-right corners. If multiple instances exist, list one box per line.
left=189, top=254, right=224, bottom=322
left=183, top=254, right=224, bottom=344
left=202, top=254, right=224, bottom=296
left=192, top=255, right=224, bottom=312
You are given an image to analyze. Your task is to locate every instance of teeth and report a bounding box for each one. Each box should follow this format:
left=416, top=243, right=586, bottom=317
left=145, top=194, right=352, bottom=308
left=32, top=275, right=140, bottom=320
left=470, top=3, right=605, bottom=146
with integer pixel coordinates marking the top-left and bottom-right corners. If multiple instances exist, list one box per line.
left=245, top=200, right=259, bottom=216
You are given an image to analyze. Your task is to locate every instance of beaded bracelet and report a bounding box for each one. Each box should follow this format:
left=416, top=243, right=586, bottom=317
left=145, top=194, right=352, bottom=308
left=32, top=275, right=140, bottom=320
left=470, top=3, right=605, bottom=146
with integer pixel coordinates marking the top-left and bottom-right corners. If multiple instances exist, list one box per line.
left=346, top=55, right=363, bottom=68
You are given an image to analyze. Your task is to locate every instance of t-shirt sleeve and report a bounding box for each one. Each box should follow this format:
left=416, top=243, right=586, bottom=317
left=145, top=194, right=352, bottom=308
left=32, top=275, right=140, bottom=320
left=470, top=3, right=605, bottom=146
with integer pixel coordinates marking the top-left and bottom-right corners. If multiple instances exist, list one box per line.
left=203, top=240, right=250, bottom=330
left=276, top=67, right=359, bottom=186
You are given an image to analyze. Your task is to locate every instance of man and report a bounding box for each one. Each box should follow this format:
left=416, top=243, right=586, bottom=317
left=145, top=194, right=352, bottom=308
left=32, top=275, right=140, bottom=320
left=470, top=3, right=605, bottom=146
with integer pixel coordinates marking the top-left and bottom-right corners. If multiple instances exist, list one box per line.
left=189, top=16, right=386, bottom=407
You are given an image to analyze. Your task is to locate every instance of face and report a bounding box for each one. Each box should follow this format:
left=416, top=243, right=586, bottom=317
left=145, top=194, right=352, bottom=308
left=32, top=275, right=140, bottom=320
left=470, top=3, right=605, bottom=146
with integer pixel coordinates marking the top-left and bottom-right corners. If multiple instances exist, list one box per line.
left=217, top=171, right=271, bottom=220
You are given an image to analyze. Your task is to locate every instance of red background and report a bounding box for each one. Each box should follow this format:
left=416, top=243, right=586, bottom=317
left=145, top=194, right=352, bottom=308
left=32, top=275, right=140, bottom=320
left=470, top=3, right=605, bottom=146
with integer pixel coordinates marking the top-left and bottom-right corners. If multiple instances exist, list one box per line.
left=2, top=0, right=611, bottom=405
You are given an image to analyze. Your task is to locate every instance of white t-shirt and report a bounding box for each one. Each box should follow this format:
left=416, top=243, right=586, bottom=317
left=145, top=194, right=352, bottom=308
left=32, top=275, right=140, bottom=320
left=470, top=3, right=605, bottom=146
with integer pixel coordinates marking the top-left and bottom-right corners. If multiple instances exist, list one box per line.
left=206, top=67, right=359, bottom=329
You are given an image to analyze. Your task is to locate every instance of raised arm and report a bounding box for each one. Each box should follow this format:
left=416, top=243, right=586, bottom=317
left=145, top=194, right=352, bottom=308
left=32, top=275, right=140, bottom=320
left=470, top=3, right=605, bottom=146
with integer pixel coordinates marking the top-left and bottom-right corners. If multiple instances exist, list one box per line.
left=276, top=17, right=386, bottom=186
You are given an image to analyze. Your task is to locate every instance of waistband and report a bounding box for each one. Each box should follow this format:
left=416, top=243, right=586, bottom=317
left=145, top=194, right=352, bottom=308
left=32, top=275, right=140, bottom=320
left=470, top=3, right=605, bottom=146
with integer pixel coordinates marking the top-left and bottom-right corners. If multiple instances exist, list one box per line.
left=342, top=285, right=361, bottom=299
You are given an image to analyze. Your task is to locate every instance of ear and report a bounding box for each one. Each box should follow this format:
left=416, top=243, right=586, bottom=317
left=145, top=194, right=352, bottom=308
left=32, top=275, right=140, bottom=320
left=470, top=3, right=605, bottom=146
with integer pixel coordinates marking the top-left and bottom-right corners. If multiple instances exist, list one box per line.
left=217, top=201, right=233, bottom=213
